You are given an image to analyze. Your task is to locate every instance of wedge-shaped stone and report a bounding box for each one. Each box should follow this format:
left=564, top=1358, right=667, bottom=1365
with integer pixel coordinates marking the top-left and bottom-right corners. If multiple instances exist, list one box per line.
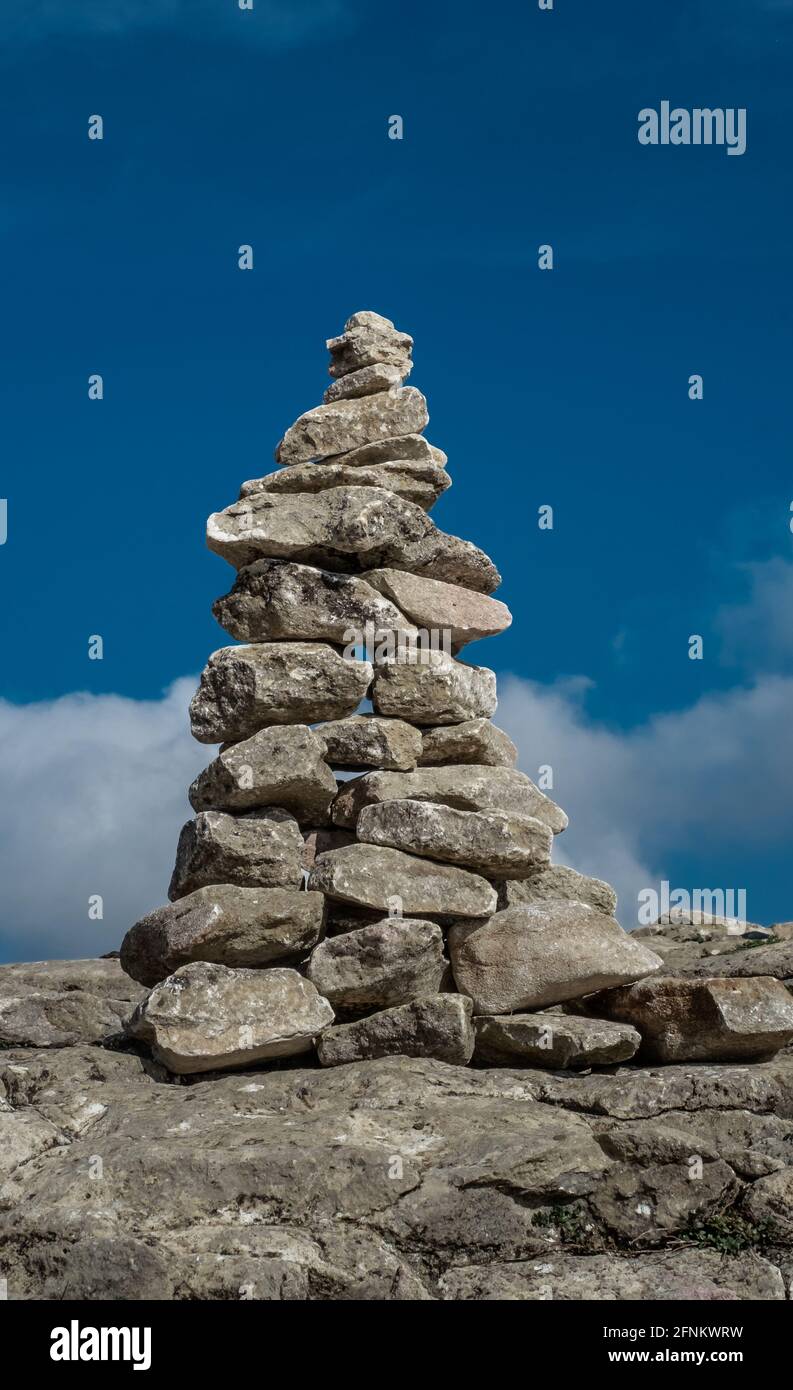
left=357, top=800, right=552, bottom=878
left=324, top=363, right=404, bottom=402
left=691, top=937, right=793, bottom=983
left=120, top=884, right=326, bottom=987
left=332, top=765, right=567, bottom=834
left=189, top=644, right=372, bottom=744
left=323, top=433, right=437, bottom=466
left=308, top=842, right=497, bottom=918
left=189, top=725, right=337, bottom=824
left=239, top=459, right=450, bottom=510
left=126, top=962, right=334, bottom=1074
left=307, top=919, right=446, bottom=1012
left=372, top=650, right=496, bottom=726
left=419, top=718, right=517, bottom=768
left=207, top=487, right=499, bottom=592
left=327, top=311, right=413, bottom=380
left=497, top=864, right=618, bottom=916
left=582, top=975, right=793, bottom=1063
left=314, top=715, right=422, bottom=771
left=275, top=387, right=427, bottom=465
left=212, top=560, right=408, bottom=644
left=168, top=809, right=304, bottom=899
left=317, top=995, right=474, bottom=1067
left=473, top=1013, right=641, bottom=1069
left=449, top=903, right=662, bottom=1014
left=364, top=569, right=511, bottom=648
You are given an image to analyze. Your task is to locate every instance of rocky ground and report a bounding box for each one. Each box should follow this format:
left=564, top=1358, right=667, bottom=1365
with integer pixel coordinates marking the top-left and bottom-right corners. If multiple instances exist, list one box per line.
left=1, top=942, right=792, bottom=1302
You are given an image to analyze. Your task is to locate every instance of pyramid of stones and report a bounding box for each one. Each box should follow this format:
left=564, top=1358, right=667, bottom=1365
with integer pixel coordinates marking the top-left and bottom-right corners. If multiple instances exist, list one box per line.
left=119, top=313, right=793, bottom=1075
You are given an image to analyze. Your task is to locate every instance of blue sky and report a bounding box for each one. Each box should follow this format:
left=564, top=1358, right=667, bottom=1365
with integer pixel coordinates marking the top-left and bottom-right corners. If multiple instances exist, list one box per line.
left=1, top=0, right=791, bottom=960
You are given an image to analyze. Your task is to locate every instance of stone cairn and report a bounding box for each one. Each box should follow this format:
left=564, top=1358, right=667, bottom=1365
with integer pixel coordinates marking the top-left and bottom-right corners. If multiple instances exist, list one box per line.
left=120, top=312, right=793, bottom=1075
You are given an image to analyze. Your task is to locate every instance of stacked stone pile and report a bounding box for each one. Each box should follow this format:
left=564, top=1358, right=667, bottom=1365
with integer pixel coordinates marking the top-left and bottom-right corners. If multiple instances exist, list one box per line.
left=119, top=312, right=793, bottom=1076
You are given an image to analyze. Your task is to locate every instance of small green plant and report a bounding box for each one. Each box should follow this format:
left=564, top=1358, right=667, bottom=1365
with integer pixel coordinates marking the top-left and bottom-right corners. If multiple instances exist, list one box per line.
left=686, top=1210, right=776, bottom=1255
left=728, top=934, right=779, bottom=954
left=532, top=1204, right=592, bottom=1246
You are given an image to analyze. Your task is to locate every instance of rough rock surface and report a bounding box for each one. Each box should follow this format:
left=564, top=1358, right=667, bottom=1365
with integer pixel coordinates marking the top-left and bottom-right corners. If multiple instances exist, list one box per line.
left=321, top=433, right=439, bottom=467
left=419, top=718, right=517, bottom=768
left=276, top=386, right=428, bottom=465
left=332, top=765, right=568, bottom=834
left=363, top=568, right=512, bottom=648
left=327, top=311, right=413, bottom=380
left=323, top=362, right=404, bottom=402
left=306, top=919, right=446, bottom=1012
left=120, top=884, right=326, bottom=987
left=126, top=962, right=334, bottom=1073
left=357, top=799, right=552, bottom=877
left=372, top=650, right=497, bottom=725
left=449, top=903, right=663, bottom=1014
left=189, top=724, right=337, bottom=823
left=240, top=458, right=450, bottom=510
left=690, top=937, right=793, bottom=985
left=169, top=809, right=304, bottom=898
left=213, top=559, right=408, bottom=644
left=314, top=714, right=422, bottom=770
left=308, top=842, right=498, bottom=918
left=3, top=1007, right=793, bottom=1301
left=583, top=975, right=793, bottom=1063
left=317, top=995, right=475, bottom=1067
left=473, top=1013, right=641, bottom=1069
left=497, top=864, right=618, bottom=916
left=207, top=487, right=500, bottom=592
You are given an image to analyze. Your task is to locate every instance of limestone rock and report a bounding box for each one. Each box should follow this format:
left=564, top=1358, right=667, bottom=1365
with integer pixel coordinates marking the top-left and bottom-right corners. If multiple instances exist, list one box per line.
left=239, top=458, right=450, bottom=510
left=742, top=1168, right=793, bottom=1240
left=0, top=988, right=127, bottom=1048
left=168, top=809, right=304, bottom=899
left=372, top=650, right=497, bottom=725
left=357, top=799, right=552, bottom=878
left=0, top=958, right=144, bottom=1006
left=322, top=433, right=437, bottom=467
left=308, top=842, right=497, bottom=918
left=126, top=962, right=334, bottom=1074
left=120, top=884, right=326, bottom=987
left=583, top=975, right=793, bottom=1063
left=692, top=938, right=793, bottom=984
left=419, top=718, right=517, bottom=768
left=301, top=826, right=356, bottom=871
left=207, top=487, right=499, bottom=592
left=317, top=995, right=474, bottom=1067
left=449, top=903, right=662, bottom=1014
left=275, top=387, right=427, bottom=465
left=189, top=643, right=372, bottom=744
left=213, top=559, right=408, bottom=645
left=323, top=363, right=404, bottom=402
left=327, top=312, right=413, bottom=380
left=364, top=568, right=512, bottom=648
left=189, top=724, right=337, bottom=824
left=497, top=865, right=618, bottom=916
left=332, top=765, right=567, bottom=835
left=473, top=1013, right=641, bottom=1069
left=314, top=715, right=422, bottom=770
left=306, top=919, right=446, bottom=1012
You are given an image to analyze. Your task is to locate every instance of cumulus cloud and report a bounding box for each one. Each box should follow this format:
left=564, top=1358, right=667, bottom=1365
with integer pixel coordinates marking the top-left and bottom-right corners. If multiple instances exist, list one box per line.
left=497, top=672, right=793, bottom=927
left=2, top=0, right=351, bottom=47
left=0, top=679, right=207, bottom=963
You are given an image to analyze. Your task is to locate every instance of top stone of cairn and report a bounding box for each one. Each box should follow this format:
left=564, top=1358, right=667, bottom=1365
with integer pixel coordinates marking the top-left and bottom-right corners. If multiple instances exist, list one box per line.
left=326, top=310, right=413, bottom=381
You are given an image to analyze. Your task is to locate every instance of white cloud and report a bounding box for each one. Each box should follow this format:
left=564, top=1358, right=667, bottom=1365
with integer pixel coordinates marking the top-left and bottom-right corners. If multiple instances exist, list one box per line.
left=497, top=672, right=793, bottom=928
left=2, top=0, right=351, bottom=46
left=0, top=679, right=207, bottom=962
left=716, top=558, right=793, bottom=670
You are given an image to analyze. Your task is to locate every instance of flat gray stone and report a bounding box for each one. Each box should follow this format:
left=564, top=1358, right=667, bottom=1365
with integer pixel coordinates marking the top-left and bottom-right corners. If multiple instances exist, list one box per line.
left=439, top=1250, right=786, bottom=1301
left=497, top=865, right=618, bottom=916
left=372, top=650, right=497, bottom=725
left=314, top=715, right=422, bottom=771
left=306, top=919, right=446, bottom=1012
left=168, top=809, right=304, bottom=899
left=583, top=975, right=793, bottom=1063
left=317, top=995, right=474, bottom=1068
left=364, top=568, right=511, bottom=649
left=239, top=458, right=450, bottom=510
left=120, top=884, right=326, bottom=987
left=691, top=938, right=793, bottom=983
left=332, top=765, right=568, bottom=835
left=275, top=387, right=427, bottom=465
left=357, top=799, right=552, bottom=878
left=327, top=312, right=413, bottom=380
left=419, top=719, right=517, bottom=768
left=324, top=363, right=404, bottom=402
left=189, top=724, right=337, bottom=824
left=213, top=559, right=408, bottom=645
left=449, top=903, right=663, bottom=1014
left=308, top=842, right=497, bottom=918
left=189, top=643, right=373, bottom=744
left=126, top=962, right=334, bottom=1074
left=0, top=988, right=128, bottom=1048
left=474, top=1013, right=641, bottom=1069
left=322, top=433, right=437, bottom=467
